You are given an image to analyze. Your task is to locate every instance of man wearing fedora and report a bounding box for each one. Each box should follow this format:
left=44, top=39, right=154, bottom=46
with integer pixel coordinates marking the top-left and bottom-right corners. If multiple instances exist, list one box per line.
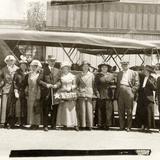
left=38, top=55, right=61, bottom=131
left=116, top=59, right=139, bottom=132
left=136, top=65, right=156, bottom=132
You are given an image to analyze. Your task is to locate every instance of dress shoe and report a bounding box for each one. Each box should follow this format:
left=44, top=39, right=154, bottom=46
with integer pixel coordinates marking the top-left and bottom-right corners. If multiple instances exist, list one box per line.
left=30, top=125, right=35, bottom=130
left=44, top=127, right=48, bottom=131
left=86, top=127, right=92, bottom=131
left=74, top=126, right=79, bottom=131
left=126, top=128, right=131, bottom=132
left=30, top=125, right=39, bottom=130
left=104, top=126, right=109, bottom=130
left=146, top=128, right=152, bottom=133
left=79, top=127, right=85, bottom=131
left=119, top=128, right=125, bottom=131
left=20, top=125, right=26, bottom=129
left=7, top=124, right=11, bottom=129
left=51, top=126, right=56, bottom=130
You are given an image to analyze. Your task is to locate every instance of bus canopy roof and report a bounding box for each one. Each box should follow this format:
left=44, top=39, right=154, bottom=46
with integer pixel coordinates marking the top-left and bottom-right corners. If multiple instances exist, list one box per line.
left=0, top=29, right=156, bottom=49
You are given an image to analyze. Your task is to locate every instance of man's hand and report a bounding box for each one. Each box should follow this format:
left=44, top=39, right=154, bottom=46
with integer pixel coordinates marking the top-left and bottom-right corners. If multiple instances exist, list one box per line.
left=46, top=84, right=54, bottom=88
left=52, top=84, right=58, bottom=89
left=155, top=98, right=159, bottom=105
left=46, top=84, right=58, bottom=89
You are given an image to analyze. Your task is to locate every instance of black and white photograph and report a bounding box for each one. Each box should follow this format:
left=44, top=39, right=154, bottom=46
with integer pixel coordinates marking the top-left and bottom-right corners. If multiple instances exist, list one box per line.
left=0, top=0, right=160, bottom=159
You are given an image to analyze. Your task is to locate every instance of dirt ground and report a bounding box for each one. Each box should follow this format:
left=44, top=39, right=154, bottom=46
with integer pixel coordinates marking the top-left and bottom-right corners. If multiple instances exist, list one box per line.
left=0, top=127, right=160, bottom=160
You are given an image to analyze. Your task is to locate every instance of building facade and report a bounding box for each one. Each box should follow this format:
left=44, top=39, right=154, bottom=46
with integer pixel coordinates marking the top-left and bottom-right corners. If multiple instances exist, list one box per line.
left=46, top=0, right=160, bottom=67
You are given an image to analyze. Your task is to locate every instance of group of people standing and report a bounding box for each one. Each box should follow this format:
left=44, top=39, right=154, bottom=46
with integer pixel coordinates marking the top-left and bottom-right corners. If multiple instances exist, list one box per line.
left=0, top=54, right=160, bottom=133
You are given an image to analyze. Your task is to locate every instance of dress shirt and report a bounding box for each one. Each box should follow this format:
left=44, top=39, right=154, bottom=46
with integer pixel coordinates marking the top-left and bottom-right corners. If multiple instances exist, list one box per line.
left=120, top=69, right=129, bottom=86
left=142, top=76, right=148, bottom=88
left=48, top=66, right=52, bottom=71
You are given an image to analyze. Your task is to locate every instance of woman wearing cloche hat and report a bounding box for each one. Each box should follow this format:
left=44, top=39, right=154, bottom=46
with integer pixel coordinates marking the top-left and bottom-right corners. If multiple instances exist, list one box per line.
left=26, top=59, right=42, bottom=129
left=0, top=55, right=18, bottom=127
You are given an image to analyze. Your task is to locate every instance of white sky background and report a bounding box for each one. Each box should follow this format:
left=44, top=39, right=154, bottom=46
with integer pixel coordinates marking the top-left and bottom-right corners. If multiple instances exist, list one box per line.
left=0, top=0, right=49, bottom=20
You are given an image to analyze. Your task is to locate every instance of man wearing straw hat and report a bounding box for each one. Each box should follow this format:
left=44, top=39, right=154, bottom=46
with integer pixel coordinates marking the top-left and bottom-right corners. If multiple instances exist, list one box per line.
left=38, top=55, right=61, bottom=131
left=116, top=59, right=139, bottom=132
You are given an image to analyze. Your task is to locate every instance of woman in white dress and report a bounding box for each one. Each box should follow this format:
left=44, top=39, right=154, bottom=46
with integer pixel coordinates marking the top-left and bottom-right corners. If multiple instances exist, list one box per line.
left=55, top=61, right=78, bottom=131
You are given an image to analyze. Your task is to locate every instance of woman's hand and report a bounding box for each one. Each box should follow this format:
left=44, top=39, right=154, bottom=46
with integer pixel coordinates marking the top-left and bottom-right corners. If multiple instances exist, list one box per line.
left=14, top=90, right=19, bottom=98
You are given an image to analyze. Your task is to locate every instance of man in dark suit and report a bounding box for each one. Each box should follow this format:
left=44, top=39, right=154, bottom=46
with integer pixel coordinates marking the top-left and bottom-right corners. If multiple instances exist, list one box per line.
left=38, top=55, right=61, bottom=131
left=136, top=65, right=156, bottom=133
left=156, top=72, right=160, bottom=132
left=116, top=59, right=139, bottom=132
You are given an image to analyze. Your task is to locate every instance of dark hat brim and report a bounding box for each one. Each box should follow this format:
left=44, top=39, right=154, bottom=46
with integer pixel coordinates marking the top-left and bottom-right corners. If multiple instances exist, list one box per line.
left=80, top=62, right=90, bottom=67
left=120, top=62, right=129, bottom=65
left=47, top=58, right=56, bottom=61
left=145, top=65, right=156, bottom=74
left=146, top=68, right=156, bottom=74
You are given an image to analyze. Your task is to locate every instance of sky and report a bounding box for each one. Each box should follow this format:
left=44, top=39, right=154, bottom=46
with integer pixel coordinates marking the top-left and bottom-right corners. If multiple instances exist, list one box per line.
left=0, top=0, right=49, bottom=20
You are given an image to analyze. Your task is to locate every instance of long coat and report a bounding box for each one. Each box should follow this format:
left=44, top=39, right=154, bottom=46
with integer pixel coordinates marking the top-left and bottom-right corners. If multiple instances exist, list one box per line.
left=95, top=72, right=115, bottom=100
left=37, top=65, right=61, bottom=104
left=156, top=76, right=160, bottom=104
left=0, top=65, right=18, bottom=124
left=76, top=71, right=96, bottom=128
left=136, top=73, right=156, bottom=128
left=77, top=71, right=96, bottom=98
left=27, top=72, right=41, bottom=125
left=95, top=72, right=115, bottom=127
left=6, top=69, right=28, bottom=125
left=37, top=65, right=61, bottom=127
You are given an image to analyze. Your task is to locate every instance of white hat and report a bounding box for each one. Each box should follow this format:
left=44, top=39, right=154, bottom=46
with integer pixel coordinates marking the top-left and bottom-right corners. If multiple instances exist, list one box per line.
left=4, top=55, right=16, bottom=63
left=120, top=57, right=129, bottom=65
left=19, top=55, right=27, bottom=64
left=61, top=61, right=71, bottom=68
left=30, top=60, right=42, bottom=67
left=19, top=59, right=28, bottom=64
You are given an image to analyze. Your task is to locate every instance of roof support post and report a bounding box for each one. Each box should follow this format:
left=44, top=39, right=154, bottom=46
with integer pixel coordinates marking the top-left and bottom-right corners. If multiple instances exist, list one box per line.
left=59, top=43, right=76, bottom=63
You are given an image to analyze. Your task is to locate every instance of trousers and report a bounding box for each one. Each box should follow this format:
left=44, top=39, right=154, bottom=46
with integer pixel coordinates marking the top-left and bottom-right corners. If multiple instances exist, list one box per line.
left=78, top=98, right=93, bottom=128
left=117, top=85, right=134, bottom=129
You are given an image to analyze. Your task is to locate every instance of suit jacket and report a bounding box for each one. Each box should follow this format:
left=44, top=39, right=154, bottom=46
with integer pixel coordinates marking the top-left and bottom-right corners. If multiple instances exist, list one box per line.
left=37, top=65, right=61, bottom=100
left=139, top=73, right=156, bottom=103
left=156, top=76, right=160, bottom=103
left=95, top=72, right=115, bottom=99
left=77, top=71, right=97, bottom=98
left=116, top=69, right=139, bottom=98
